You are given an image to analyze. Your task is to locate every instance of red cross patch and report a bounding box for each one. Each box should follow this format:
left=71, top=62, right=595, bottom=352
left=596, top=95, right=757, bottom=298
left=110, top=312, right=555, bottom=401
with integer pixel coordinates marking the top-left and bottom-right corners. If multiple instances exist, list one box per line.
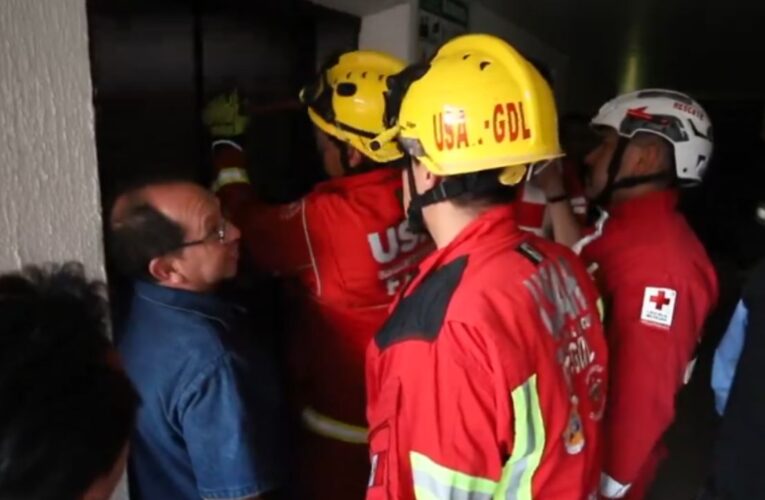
left=640, top=287, right=677, bottom=328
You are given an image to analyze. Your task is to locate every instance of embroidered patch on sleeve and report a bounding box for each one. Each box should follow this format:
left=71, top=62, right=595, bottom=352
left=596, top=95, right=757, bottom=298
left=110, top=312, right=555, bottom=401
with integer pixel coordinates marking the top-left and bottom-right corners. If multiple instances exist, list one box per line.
left=640, top=287, right=677, bottom=328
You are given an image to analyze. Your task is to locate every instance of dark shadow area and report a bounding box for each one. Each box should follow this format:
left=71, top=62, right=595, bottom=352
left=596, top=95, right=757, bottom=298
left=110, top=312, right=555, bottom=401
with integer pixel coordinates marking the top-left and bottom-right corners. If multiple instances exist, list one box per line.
left=652, top=101, right=764, bottom=498
left=87, top=0, right=359, bottom=325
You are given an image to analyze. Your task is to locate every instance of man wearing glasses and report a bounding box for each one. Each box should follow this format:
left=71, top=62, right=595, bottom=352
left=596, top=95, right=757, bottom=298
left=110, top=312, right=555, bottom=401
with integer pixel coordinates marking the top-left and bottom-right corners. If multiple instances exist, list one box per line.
left=109, top=181, right=285, bottom=500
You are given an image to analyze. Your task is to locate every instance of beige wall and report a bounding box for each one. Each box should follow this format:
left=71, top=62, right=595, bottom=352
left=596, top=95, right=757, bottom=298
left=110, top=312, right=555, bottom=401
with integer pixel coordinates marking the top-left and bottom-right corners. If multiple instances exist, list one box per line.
left=0, top=1, right=123, bottom=497
left=0, top=0, right=104, bottom=278
left=359, top=2, right=418, bottom=62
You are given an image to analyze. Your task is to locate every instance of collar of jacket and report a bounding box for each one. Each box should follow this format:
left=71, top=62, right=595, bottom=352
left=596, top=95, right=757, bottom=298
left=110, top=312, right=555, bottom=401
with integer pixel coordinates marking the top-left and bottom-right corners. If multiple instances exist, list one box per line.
left=133, top=280, right=234, bottom=322
left=607, top=189, right=680, bottom=221
left=313, top=167, right=400, bottom=193
left=404, top=204, right=523, bottom=295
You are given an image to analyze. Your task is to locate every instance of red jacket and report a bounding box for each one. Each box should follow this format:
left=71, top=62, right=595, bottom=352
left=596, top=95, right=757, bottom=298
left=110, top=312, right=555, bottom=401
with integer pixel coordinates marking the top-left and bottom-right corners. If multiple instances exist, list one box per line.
left=579, top=190, right=718, bottom=498
left=366, top=205, right=608, bottom=500
left=214, top=144, right=433, bottom=432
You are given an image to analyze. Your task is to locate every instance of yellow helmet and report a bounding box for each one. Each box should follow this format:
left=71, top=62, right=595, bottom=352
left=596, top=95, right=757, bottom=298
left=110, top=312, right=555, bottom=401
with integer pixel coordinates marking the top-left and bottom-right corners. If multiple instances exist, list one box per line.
left=376, top=34, right=563, bottom=185
left=299, top=50, right=406, bottom=164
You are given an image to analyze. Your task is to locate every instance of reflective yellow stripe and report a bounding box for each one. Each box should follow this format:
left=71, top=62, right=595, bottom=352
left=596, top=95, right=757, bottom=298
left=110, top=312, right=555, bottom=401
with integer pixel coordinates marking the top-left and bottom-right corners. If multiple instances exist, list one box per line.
left=596, top=297, right=605, bottom=322
left=212, top=167, right=250, bottom=192
left=301, top=407, right=367, bottom=444
left=410, top=451, right=497, bottom=500
left=497, top=374, right=546, bottom=500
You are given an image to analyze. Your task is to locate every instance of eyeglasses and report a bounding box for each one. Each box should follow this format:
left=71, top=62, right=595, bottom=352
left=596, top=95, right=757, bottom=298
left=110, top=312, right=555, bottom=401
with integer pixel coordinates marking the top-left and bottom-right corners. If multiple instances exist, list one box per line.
left=176, top=219, right=228, bottom=250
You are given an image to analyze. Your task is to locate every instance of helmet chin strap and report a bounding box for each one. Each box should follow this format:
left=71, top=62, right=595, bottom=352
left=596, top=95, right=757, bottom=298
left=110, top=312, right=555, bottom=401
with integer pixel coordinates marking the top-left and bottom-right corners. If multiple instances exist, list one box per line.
left=404, top=163, right=469, bottom=235
left=327, top=136, right=379, bottom=176
left=592, top=137, right=673, bottom=207
left=404, top=162, right=504, bottom=234
left=327, top=135, right=353, bottom=175
left=404, top=164, right=426, bottom=234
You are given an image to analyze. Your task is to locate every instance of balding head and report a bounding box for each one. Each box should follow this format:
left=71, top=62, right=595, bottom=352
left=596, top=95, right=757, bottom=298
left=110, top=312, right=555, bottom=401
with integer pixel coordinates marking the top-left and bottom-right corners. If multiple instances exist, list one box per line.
left=108, top=181, right=240, bottom=292
left=629, top=132, right=675, bottom=173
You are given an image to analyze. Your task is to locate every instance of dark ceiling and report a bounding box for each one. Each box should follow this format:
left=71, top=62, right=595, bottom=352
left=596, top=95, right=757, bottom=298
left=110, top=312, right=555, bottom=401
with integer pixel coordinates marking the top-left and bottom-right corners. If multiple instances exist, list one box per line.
left=483, top=0, right=765, bottom=111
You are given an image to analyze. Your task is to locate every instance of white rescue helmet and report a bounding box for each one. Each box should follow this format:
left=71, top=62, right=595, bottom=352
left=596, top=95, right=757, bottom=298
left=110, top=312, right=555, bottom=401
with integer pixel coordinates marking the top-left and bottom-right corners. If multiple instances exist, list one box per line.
left=591, top=89, right=713, bottom=185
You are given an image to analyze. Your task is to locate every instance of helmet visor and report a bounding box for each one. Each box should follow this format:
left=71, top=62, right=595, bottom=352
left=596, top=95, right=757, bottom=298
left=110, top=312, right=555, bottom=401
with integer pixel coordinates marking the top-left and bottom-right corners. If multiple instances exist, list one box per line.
left=621, top=110, right=689, bottom=143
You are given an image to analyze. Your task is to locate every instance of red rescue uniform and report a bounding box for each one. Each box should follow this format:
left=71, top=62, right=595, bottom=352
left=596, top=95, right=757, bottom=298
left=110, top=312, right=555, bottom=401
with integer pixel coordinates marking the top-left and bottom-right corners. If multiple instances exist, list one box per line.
left=366, top=205, right=608, bottom=500
left=579, top=190, right=718, bottom=499
left=213, top=142, right=433, bottom=500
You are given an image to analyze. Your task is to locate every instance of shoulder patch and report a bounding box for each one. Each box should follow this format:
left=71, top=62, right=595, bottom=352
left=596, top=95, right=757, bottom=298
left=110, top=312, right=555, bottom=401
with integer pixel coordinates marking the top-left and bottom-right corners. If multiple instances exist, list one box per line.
left=375, top=256, right=468, bottom=350
left=516, top=241, right=545, bottom=265
left=640, top=287, right=677, bottom=329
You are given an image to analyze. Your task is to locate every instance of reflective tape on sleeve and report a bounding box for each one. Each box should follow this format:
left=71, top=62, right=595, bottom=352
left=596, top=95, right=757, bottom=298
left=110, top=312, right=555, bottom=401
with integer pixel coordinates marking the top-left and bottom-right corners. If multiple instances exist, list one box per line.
left=212, top=139, right=244, bottom=152
left=409, top=374, right=546, bottom=500
left=600, top=473, right=631, bottom=498
left=409, top=451, right=497, bottom=500
left=497, top=374, right=546, bottom=500
left=212, top=167, right=250, bottom=192
left=301, top=407, right=368, bottom=444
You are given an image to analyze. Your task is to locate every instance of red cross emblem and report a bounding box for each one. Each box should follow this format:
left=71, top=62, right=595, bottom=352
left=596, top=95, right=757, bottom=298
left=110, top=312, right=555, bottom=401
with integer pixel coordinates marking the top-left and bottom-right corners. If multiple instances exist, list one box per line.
left=650, top=290, right=672, bottom=310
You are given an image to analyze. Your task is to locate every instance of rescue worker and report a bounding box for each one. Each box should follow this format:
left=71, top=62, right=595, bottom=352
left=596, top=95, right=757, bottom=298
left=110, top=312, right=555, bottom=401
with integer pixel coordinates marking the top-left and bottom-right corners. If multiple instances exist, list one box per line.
left=365, top=34, right=609, bottom=499
left=203, top=51, right=433, bottom=500
left=517, top=115, right=592, bottom=242
left=535, top=90, right=719, bottom=498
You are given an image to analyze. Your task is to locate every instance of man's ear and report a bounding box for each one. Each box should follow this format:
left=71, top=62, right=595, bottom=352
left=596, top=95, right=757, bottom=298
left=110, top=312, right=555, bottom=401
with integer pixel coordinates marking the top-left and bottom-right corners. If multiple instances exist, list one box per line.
left=627, top=136, right=668, bottom=176
left=148, top=256, right=183, bottom=285
left=619, top=141, right=647, bottom=178
left=347, top=146, right=366, bottom=168
left=415, top=160, right=439, bottom=192
left=638, top=140, right=664, bottom=175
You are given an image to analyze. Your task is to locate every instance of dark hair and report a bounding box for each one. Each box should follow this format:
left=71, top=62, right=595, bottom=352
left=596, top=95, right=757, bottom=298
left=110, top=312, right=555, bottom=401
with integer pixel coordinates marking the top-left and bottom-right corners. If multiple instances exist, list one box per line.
left=0, top=263, right=138, bottom=500
left=109, top=201, right=185, bottom=281
left=448, top=169, right=518, bottom=208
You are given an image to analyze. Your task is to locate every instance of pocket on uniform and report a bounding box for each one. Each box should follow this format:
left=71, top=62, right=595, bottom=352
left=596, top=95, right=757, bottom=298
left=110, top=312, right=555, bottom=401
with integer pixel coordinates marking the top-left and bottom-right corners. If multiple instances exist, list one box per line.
left=366, top=378, right=401, bottom=499
left=368, top=424, right=389, bottom=489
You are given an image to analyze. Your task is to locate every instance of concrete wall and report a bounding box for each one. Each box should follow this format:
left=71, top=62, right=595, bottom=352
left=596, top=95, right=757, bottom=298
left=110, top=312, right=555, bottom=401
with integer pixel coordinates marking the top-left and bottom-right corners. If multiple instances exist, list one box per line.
left=359, top=2, right=418, bottom=62
left=308, top=0, right=417, bottom=62
left=0, top=0, right=105, bottom=277
left=0, top=3, right=123, bottom=498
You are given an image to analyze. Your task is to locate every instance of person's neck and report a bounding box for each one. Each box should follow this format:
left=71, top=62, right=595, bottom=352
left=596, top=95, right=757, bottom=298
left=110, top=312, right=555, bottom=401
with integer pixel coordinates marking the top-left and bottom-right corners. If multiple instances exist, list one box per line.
left=424, top=203, right=488, bottom=249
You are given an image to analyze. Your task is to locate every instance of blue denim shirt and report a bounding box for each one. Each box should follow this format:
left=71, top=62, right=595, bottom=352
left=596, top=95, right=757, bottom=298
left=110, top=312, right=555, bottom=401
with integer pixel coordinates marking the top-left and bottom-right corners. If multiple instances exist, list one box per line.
left=117, top=281, right=285, bottom=499
left=712, top=300, right=749, bottom=416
